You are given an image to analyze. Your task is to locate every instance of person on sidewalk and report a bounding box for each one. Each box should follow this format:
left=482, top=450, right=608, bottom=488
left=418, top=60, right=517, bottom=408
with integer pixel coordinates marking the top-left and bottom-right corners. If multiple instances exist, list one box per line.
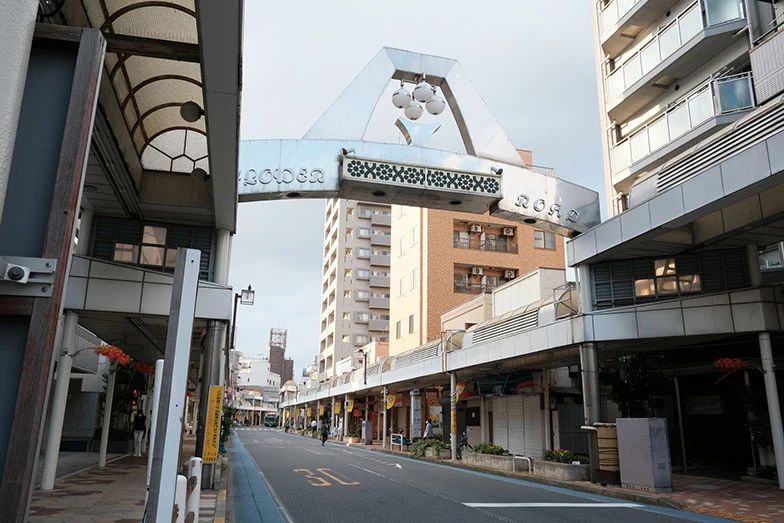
left=320, top=421, right=329, bottom=446
left=423, top=418, right=433, bottom=439
left=132, top=411, right=147, bottom=457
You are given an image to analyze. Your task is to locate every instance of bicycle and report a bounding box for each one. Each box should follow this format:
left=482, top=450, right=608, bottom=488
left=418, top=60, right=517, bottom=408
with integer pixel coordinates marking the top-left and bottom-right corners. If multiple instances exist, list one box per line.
left=457, top=432, right=472, bottom=459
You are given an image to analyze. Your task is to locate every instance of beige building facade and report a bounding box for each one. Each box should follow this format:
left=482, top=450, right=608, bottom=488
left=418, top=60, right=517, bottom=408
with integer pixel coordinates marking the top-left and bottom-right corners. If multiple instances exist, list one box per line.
left=319, top=199, right=391, bottom=381
left=593, top=0, right=755, bottom=216
left=389, top=151, right=565, bottom=355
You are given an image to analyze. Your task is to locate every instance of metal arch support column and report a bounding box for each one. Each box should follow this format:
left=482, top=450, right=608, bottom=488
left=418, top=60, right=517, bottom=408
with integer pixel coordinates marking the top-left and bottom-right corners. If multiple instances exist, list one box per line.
left=579, top=343, right=600, bottom=425
left=343, top=395, right=350, bottom=439
left=759, top=332, right=784, bottom=488
left=382, top=388, right=388, bottom=449
left=40, top=311, right=78, bottom=489
left=450, top=372, right=457, bottom=460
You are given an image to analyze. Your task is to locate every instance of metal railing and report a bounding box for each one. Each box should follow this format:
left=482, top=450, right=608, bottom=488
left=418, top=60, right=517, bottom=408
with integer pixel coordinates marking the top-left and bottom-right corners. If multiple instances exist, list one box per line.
left=598, top=0, right=642, bottom=36
left=453, top=238, right=518, bottom=254
left=454, top=282, right=500, bottom=294
left=605, top=0, right=745, bottom=103
left=611, top=72, right=755, bottom=175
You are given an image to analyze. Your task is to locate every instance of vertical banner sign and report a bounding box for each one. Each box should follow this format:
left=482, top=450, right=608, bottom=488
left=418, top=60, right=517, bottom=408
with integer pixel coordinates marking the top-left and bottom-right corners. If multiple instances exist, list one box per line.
left=319, top=405, right=325, bottom=416
left=202, top=385, right=224, bottom=464
left=346, top=398, right=355, bottom=413
left=410, top=389, right=422, bottom=439
left=454, top=382, right=466, bottom=401
left=335, top=402, right=341, bottom=415
left=306, top=407, right=312, bottom=418
left=386, top=393, right=397, bottom=410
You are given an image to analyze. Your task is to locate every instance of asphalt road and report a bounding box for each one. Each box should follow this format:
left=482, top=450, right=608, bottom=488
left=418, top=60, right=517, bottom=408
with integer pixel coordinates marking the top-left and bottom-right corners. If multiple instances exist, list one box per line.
left=231, top=428, right=726, bottom=523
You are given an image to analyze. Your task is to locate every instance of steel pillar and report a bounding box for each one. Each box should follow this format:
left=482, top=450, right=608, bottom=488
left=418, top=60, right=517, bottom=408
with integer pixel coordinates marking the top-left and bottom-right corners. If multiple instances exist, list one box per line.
left=760, top=332, right=784, bottom=489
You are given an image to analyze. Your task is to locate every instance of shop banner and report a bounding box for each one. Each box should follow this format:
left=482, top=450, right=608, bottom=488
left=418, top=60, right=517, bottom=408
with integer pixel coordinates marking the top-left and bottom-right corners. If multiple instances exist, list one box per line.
left=319, top=405, right=325, bottom=416
left=334, top=402, right=341, bottom=415
left=306, top=407, right=312, bottom=418
left=386, top=393, right=397, bottom=410
left=202, top=385, right=224, bottom=464
left=455, top=382, right=467, bottom=401
left=346, top=398, right=354, bottom=413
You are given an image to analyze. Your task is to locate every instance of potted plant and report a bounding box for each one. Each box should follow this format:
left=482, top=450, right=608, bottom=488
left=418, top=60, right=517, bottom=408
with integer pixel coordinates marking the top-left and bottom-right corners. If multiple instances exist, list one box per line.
left=345, top=431, right=360, bottom=444
left=462, top=443, right=517, bottom=471
left=410, top=438, right=450, bottom=459
left=533, top=449, right=590, bottom=481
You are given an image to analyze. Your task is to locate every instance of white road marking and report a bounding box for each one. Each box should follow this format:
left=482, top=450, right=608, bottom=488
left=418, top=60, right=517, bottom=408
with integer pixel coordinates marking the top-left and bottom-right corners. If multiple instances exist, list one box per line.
left=394, top=463, right=402, bottom=469
left=463, top=503, right=643, bottom=508
left=347, top=463, right=387, bottom=479
left=303, top=448, right=322, bottom=455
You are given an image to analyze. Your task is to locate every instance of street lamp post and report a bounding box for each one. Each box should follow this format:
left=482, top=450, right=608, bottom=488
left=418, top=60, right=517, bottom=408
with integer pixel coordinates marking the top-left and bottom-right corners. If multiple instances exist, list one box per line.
left=227, top=285, right=255, bottom=389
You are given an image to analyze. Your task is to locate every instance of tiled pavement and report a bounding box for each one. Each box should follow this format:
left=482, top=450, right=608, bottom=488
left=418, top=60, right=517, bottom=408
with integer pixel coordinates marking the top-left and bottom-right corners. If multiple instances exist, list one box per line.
left=29, top=455, right=223, bottom=522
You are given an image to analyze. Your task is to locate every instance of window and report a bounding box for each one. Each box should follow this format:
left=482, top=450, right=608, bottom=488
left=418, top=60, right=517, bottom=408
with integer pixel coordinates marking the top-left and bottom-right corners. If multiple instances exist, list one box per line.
left=410, top=224, right=419, bottom=246
left=453, top=230, right=470, bottom=248
left=408, top=314, right=416, bottom=334
left=396, top=320, right=402, bottom=339
left=356, top=290, right=369, bottom=300
left=355, top=335, right=369, bottom=345
left=633, top=257, right=701, bottom=297
left=357, top=248, right=371, bottom=258
left=341, top=335, right=350, bottom=343
left=357, top=268, right=369, bottom=279
left=534, top=230, right=556, bottom=250
left=410, top=268, right=418, bottom=289
left=342, top=312, right=351, bottom=320
left=398, top=277, right=405, bottom=297
left=372, top=249, right=389, bottom=256
left=113, top=243, right=138, bottom=263
left=358, top=227, right=371, bottom=237
left=355, top=312, right=369, bottom=322
left=398, top=236, right=404, bottom=255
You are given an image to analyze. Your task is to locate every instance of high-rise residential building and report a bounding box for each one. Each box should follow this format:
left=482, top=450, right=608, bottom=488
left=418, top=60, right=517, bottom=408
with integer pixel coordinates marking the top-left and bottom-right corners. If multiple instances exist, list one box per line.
left=320, top=199, right=392, bottom=380
left=592, top=0, right=754, bottom=217
left=389, top=151, right=565, bottom=355
left=268, top=328, right=294, bottom=383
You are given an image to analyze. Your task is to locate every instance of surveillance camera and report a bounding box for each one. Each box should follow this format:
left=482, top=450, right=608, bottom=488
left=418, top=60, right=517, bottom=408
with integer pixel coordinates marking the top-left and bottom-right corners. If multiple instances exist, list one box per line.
left=0, top=260, right=30, bottom=284
left=491, top=166, right=503, bottom=175
left=340, top=148, right=355, bottom=156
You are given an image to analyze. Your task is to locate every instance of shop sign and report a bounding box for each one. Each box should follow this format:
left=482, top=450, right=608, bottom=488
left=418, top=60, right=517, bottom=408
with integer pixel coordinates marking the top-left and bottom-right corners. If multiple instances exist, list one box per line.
left=202, top=385, right=224, bottom=464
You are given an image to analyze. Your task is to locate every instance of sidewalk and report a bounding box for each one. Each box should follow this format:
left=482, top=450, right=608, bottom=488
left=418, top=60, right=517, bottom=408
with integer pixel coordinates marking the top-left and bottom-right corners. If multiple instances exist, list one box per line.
left=29, top=454, right=225, bottom=522
left=337, top=439, right=784, bottom=523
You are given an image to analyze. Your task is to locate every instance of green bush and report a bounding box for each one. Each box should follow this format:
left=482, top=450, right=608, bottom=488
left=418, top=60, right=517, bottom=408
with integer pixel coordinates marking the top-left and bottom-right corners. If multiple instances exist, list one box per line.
left=410, top=438, right=449, bottom=457
left=544, top=449, right=588, bottom=464
left=472, top=443, right=509, bottom=456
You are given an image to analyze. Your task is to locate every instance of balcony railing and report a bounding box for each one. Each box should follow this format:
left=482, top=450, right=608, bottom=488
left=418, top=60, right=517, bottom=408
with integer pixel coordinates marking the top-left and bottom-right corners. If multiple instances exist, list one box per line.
left=599, top=0, right=642, bottom=36
left=605, top=0, right=745, bottom=104
left=453, top=238, right=518, bottom=254
left=611, top=73, right=754, bottom=175
left=454, top=282, right=501, bottom=294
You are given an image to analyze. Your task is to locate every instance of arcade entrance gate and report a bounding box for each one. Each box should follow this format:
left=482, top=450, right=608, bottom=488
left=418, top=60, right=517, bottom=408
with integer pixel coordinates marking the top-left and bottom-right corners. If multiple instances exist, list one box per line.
left=237, top=47, right=600, bottom=237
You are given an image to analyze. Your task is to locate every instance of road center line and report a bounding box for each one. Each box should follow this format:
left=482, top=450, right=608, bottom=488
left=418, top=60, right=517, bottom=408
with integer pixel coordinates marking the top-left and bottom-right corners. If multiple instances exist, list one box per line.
left=463, top=502, right=643, bottom=508
left=347, top=463, right=387, bottom=479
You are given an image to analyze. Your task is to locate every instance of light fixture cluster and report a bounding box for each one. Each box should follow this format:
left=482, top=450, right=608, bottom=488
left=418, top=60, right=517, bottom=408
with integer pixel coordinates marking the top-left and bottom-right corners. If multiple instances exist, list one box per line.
left=391, top=76, right=445, bottom=121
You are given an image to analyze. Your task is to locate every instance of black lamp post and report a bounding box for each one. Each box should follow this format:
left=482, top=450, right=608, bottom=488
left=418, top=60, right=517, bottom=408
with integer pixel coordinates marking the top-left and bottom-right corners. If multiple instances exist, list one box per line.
left=227, top=285, right=254, bottom=389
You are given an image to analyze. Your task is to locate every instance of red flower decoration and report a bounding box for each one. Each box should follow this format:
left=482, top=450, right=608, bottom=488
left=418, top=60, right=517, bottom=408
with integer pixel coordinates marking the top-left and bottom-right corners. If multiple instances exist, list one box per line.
left=713, top=357, right=745, bottom=384
left=95, top=345, right=131, bottom=366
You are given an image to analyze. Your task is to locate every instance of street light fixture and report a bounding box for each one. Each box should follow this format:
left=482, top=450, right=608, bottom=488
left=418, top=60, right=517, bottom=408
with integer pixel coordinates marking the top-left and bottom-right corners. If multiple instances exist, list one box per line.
left=226, top=284, right=255, bottom=389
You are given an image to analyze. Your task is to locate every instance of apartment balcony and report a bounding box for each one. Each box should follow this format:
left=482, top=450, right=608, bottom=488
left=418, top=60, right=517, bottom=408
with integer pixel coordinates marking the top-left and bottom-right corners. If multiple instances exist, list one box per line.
left=605, top=0, right=747, bottom=122
left=370, top=254, right=391, bottom=266
left=598, top=0, right=681, bottom=57
left=751, top=23, right=784, bottom=103
left=370, top=234, right=391, bottom=246
left=370, top=214, right=391, bottom=227
left=368, top=319, right=389, bottom=332
left=453, top=237, right=518, bottom=254
left=369, top=296, right=390, bottom=309
left=453, top=282, right=500, bottom=294
left=369, top=275, right=390, bottom=288
left=611, top=73, right=755, bottom=186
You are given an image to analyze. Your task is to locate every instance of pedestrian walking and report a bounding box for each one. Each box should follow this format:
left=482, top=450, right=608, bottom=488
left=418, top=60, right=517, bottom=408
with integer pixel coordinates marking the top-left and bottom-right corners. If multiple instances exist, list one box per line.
left=132, top=411, right=147, bottom=457
left=320, top=421, right=329, bottom=446
left=311, top=419, right=317, bottom=432
left=423, top=418, right=433, bottom=439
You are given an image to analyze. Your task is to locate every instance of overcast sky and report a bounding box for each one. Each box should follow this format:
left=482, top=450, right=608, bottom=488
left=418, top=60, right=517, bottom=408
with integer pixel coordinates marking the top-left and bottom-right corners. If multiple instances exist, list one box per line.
left=230, top=1, right=605, bottom=377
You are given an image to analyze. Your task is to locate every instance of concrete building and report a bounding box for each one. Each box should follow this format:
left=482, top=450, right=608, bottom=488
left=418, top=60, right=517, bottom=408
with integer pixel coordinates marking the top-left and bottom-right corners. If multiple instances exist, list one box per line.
left=319, top=199, right=391, bottom=381
left=593, top=0, right=755, bottom=216
left=268, top=328, right=294, bottom=383
left=236, top=356, right=281, bottom=389
left=0, top=1, right=241, bottom=517
left=389, top=151, right=565, bottom=355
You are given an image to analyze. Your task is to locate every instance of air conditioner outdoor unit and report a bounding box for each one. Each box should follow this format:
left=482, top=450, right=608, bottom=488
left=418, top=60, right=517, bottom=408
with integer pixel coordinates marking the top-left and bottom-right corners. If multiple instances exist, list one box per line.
left=471, top=266, right=484, bottom=275
left=502, top=227, right=515, bottom=236
left=504, top=270, right=516, bottom=279
left=470, top=224, right=483, bottom=233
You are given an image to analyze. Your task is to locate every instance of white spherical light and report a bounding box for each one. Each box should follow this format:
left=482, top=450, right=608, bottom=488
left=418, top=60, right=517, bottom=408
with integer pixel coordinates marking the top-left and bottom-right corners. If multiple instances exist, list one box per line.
left=425, top=94, right=446, bottom=115
left=413, top=81, right=435, bottom=103
left=403, top=101, right=423, bottom=120
left=391, top=86, right=411, bottom=109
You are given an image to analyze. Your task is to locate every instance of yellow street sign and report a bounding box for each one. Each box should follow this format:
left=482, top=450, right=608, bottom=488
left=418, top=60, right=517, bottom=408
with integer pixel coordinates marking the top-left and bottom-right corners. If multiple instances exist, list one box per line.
left=202, top=385, right=224, bottom=464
